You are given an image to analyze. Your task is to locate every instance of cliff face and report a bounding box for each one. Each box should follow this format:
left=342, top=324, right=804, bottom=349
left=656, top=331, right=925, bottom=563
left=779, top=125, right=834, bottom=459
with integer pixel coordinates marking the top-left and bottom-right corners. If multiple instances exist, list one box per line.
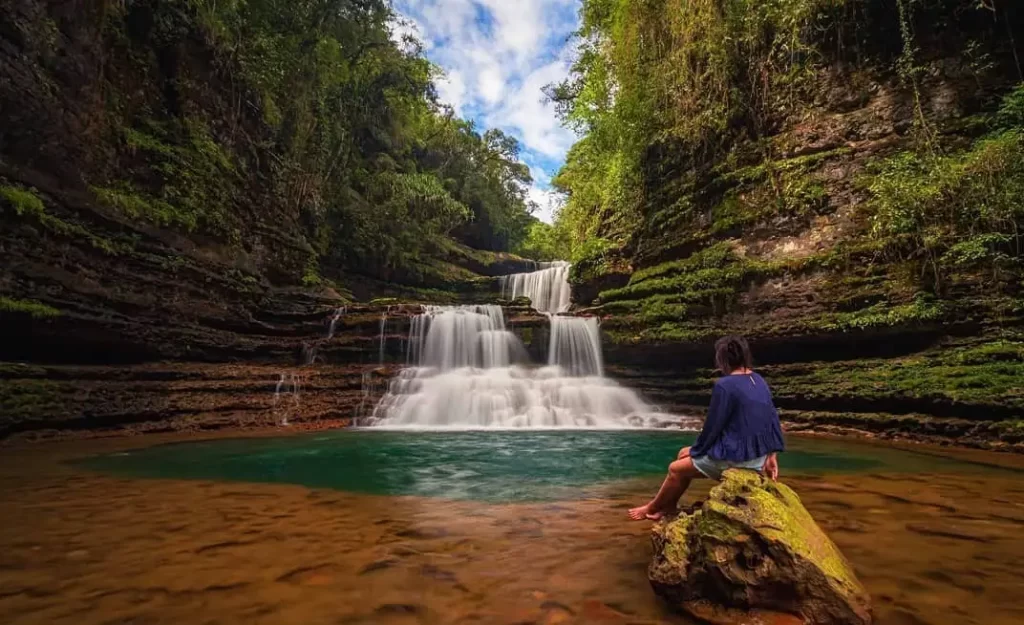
left=564, top=0, right=1024, bottom=450
left=0, top=0, right=539, bottom=439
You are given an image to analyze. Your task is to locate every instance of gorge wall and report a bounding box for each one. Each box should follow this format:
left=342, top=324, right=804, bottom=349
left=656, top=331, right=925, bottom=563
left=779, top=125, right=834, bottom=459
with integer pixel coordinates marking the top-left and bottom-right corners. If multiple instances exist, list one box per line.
left=0, top=0, right=540, bottom=439
left=557, top=0, right=1024, bottom=450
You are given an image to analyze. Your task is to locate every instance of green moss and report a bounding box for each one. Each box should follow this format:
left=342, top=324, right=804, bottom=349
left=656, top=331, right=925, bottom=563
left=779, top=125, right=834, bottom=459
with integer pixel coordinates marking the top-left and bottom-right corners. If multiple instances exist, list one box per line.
left=568, top=237, right=621, bottom=284
left=706, top=470, right=863, bottom=591
left=718, top=148, right=852, bottom=185
left=661, top=510, right=695, bottom=569
left=600, top=253, right=801, bottom=305
left=604, top=320, right=718, bottom=345
left=0, top=378, right=66, bottom=422
left=810, top=295, right=946, bottom=332
left=0, top=297, right=61, bottom=318
left=105, top=118, right=242, bottom=240
left=0, top=184, right=46, bottom=217
left=762, top=337, right=1024, bottom=413
left=860, top=115, right=1024, bottom=289
left=123, top=127, right=175, bottom=156
left=302, top=259, right=324, bottom=287
left=3, top=183, right=129, bottom=255
left=629, top=243, right=736, bottom=285
left=91, top=184, right=195, bottom=230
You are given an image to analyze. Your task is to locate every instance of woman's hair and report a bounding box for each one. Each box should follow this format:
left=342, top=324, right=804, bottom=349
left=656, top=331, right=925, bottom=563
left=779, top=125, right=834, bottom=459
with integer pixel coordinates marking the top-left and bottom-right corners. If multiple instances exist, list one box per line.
left=714, top=335, right=753, bottom=374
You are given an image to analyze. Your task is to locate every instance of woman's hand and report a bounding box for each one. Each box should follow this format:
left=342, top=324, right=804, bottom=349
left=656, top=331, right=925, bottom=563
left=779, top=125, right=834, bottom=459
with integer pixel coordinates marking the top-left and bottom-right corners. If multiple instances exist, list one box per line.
left=677, top=446, right=691, bottom=460
left=764, top=453, right=779, bottom=481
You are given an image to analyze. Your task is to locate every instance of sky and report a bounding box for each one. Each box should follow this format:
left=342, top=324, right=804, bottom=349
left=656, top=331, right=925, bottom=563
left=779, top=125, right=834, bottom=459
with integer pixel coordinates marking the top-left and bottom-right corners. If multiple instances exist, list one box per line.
left=392, top=0, right=581, bottom=223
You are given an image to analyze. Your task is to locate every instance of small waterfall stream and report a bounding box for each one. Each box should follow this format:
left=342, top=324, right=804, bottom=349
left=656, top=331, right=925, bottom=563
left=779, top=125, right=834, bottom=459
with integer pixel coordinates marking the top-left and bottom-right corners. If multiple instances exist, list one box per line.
left=500, top=261, right=571, bottom=313
left=548, top=316, right=604, bottom=377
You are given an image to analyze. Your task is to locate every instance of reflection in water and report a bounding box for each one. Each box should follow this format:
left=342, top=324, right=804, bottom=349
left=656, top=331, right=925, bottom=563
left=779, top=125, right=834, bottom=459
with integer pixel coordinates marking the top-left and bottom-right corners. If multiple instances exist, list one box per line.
left=2, top=435, right=1023, bottom=625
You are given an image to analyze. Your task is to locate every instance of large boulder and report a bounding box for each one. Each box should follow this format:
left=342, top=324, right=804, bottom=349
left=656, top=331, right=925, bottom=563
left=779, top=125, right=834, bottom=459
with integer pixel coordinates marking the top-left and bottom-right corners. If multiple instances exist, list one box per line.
left=649, top=469, right=871, bottom=625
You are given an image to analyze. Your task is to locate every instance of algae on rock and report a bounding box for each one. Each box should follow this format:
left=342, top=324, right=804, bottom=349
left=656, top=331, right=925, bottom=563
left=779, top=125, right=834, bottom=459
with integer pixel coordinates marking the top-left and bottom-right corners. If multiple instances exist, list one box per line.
left=649, top=469, right=871, bottom=625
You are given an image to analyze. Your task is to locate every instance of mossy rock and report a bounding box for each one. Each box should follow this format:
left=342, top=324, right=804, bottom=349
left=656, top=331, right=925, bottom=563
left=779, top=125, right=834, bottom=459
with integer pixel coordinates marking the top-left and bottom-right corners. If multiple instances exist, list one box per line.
left=649, top=469, right=871, bottom=625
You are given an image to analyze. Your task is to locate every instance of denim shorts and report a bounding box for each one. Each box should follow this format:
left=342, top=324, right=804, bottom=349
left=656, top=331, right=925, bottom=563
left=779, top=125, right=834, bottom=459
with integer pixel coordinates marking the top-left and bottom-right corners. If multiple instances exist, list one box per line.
left=692, top=454, right=768, bottom=480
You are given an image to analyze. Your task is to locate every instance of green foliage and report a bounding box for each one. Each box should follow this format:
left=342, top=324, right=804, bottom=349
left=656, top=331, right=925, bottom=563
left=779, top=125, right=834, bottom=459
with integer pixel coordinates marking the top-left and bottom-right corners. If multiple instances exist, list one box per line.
left=813, top=295, right=946, bottom=332
left=513, top=219, right=569, bottom=261
left=92, top=184, right=189, bottom=229
left=89, top=0, right=535, bottom=283
left=996, top=84, right=1024, bottom=128
left=0, top=297, right=61, bottom=318
left=865, top=121, right=1024, bottom=284
left=600, top=245, right=800, bottom=306
left=550, top=0, right=848, bottom=258
left=3, top=182, right=128, bottom=255
left=629, top=242, right=735, bottom=285
left=0, top=185, right=45, bottom=217
left=764, top=337, right=1024, bottom=411
left=302, top=260, right=324, bottom=288
left=567, top=236, right=618, bottom=283
left=104, top=119, right=240, bottom=238
left=186, top=0, right=535, bottom=275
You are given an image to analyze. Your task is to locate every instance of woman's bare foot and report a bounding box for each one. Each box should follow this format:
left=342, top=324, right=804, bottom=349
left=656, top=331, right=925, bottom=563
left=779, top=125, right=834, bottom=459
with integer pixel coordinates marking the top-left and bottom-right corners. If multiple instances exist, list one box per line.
left=629, top=504, right=669, bottom=521
left=628, top=504, right=652, bottom=520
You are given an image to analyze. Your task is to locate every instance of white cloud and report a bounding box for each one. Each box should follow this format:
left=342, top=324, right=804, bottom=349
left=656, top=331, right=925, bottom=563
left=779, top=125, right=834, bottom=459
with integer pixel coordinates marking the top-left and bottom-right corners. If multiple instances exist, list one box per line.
left=436, top=70, right=467, bottom=115
left=478, top=0, right=545, bottom=60
left=397, top=0, right=581, bottom=204
left=477, top=62, right=506, bottom=105
left=528, top=185, right=564, bottom=224
left=490, top=56, right=576, bottom=159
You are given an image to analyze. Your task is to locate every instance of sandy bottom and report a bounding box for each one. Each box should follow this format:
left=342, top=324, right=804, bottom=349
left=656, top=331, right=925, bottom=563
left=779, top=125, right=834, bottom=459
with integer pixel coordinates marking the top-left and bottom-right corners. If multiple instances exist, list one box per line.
left=1, top=436, right=1023, bottom=625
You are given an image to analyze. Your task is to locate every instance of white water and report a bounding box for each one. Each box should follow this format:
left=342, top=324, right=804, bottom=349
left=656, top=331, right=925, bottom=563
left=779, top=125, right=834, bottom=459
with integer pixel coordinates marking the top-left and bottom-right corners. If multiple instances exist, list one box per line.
left=327, top=306, right=346, bottom=340
left=368, top=304, right=672, bottom=429
left=378, top=308, right=390, bottom=365
left=273, top=373, right=301, bottom=426
left=500, top=261, right=571, bottom=314
left=548, top=316, right=603, bottom=377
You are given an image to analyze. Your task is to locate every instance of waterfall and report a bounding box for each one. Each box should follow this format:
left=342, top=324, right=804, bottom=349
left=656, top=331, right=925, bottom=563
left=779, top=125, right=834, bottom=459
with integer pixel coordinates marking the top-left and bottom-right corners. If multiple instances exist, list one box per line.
left=273, top=373, right=301, bottom=426
left=327, top=306, right=346, bottom=340
left=377, top=306, right=393, bottom=365
left=500, top=261, right=571, bottom=314
left=548, top=316, right=604, bottom=377
left=304, top=305, right=347, bottom=365
left=367, top=304, right=669, bottom=429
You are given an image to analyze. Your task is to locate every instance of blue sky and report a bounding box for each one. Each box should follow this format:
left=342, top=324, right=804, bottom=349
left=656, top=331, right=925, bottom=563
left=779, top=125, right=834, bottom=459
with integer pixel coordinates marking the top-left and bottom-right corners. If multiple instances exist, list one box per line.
left=392, top=0, right=581, bottom=223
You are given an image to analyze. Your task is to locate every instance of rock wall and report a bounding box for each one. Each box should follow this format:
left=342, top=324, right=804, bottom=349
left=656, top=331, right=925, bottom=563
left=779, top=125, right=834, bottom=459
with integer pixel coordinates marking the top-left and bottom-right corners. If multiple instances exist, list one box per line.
left=578, top=1, right=1024, bottom=451
left=0, top=0, right=540, bottom=440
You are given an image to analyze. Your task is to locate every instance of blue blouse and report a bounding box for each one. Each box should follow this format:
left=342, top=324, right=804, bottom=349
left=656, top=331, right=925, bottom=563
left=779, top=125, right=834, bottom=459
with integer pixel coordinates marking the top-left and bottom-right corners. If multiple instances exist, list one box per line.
left=689, top=372, right=785, bottom=462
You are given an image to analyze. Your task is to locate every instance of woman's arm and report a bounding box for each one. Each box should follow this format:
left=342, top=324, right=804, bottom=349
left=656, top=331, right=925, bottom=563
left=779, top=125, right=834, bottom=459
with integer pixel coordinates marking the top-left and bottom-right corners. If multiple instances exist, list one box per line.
left=689, top=383, right=733, bottom=457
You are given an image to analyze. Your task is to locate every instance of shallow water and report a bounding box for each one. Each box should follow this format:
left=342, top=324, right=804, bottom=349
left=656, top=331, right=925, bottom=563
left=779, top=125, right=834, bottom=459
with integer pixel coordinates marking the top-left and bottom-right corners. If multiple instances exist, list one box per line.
left=80, top=430, right=1005, bottom=501
left=2, top=432, right=1024, bottom=625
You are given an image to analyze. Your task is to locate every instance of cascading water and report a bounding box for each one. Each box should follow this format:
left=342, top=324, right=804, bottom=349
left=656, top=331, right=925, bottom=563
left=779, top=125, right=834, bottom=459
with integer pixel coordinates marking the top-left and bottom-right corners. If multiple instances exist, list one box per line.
left=367, top=304, right=670, bottom=428
left=548, top=316, right=604, bottom=377
left=378, top=307, right=390, bottom=365
left=273, top=373, right=301, bottom=426
left=500, top=261, right=571, bottom=314
left=327, top=306, right=346, bottom=340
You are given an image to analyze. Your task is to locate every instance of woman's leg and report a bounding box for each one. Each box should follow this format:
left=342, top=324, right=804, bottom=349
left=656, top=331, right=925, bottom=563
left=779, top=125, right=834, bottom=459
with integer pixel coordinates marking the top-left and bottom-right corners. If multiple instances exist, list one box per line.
left=628, top=456, right=704, bottom=520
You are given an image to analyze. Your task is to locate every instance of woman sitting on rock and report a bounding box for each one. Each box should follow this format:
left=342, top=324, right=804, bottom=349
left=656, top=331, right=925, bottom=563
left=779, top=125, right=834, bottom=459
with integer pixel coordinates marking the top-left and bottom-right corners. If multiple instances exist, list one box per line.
left=629, top=335, right=785, bottom=521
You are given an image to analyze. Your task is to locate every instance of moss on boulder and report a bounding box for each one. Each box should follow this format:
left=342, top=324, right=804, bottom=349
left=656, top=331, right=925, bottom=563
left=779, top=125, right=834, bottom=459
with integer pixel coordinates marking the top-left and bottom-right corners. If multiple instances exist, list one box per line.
left=649, top=469, right=871, bottom=625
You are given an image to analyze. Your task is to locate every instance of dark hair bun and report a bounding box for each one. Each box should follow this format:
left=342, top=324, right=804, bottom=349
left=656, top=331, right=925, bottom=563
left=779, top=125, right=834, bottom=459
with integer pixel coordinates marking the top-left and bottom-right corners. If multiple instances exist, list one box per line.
left=714, top=335, right=753, bottom=374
